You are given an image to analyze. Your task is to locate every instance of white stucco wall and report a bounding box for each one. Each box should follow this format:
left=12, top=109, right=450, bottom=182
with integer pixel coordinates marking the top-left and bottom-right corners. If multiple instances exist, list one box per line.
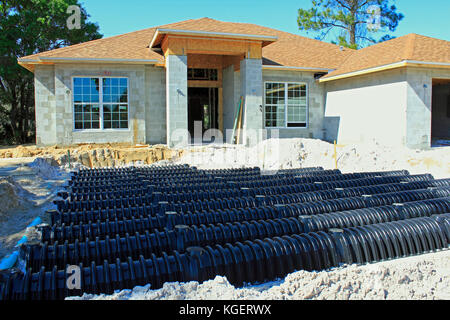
left=324, top=69, right=408, bottom=146
left=325, top=67, right=450, bottom=149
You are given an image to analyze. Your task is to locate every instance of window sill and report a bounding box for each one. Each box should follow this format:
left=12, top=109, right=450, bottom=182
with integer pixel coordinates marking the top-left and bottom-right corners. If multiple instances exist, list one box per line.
left=265, top=126, right=309, bottom=130
left=73, top=129, right=131, bottom=133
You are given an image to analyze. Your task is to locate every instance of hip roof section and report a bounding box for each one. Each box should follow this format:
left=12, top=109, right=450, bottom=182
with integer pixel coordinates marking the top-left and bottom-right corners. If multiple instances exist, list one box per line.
left=19, top=17, right=354, bottom=71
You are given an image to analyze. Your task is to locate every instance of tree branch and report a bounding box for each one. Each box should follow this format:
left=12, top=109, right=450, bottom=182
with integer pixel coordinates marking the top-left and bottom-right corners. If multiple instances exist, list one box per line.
left=356, top=34, right=377, bottom=43
left=322, top=20, right=349, bottom=30
left=334, top=0, right=352, bottom=11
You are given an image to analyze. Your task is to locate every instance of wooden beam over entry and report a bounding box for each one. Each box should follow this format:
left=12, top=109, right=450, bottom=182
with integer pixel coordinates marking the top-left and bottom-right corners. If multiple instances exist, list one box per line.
left=161, top=35, right=263, bottom=60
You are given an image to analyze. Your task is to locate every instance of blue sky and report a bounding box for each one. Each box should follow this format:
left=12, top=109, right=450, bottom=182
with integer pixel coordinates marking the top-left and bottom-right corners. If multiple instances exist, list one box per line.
left=81, top=0, right=450, bottom=43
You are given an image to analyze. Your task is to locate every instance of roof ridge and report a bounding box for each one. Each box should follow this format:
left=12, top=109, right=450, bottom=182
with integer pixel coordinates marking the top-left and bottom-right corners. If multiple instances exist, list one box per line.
left=201, top=18, right=355, bottom=50
left=156, top=17, right=209, bottom=29
left=22, top=17, right=356, bottom=60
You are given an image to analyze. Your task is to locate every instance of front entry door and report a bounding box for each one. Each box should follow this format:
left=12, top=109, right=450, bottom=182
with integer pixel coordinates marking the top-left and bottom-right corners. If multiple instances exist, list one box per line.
left=188, top=87, right=218, bottom=139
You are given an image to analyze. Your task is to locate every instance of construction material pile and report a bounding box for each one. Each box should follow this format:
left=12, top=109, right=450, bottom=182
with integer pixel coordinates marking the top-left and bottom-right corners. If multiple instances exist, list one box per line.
left=0, top=165, right=449, bottom=300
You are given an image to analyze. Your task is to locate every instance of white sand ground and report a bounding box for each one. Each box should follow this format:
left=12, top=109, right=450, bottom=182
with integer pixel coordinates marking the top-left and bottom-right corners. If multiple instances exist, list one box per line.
left=176, top=139, right=450, bottom=179
left=0, top=138, right=449, bottom=299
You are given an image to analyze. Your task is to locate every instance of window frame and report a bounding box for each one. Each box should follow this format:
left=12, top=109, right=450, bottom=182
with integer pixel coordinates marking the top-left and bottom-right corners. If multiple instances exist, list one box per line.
left=264, top=81, right=309, bottom=129
left=188, top=68, right=218, bottom=81
left=72, top=76, right=130, bottom=132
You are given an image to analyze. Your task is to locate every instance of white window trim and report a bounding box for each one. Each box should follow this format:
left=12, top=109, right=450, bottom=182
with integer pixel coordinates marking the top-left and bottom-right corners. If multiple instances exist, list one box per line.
left=264, top=81, right=309, bottom=129
left=72, top=76, right=131, bottom=132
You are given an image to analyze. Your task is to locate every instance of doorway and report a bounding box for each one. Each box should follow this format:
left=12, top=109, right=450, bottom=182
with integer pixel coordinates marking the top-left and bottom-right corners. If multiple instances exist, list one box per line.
left=188, top=87, right=219, bottom=140
left=431, top=79, right=450, bottom=147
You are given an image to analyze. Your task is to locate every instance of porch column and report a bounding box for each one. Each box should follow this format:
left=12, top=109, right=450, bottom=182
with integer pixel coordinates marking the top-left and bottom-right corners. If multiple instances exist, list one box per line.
left=240, top=58, right=264, bottom=146
left=166, top=54, right=188, bottom=147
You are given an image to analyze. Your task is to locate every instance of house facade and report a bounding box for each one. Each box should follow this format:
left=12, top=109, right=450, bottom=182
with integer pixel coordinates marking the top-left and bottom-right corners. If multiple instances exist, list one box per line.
left=18, top=18, right=450, bottom=148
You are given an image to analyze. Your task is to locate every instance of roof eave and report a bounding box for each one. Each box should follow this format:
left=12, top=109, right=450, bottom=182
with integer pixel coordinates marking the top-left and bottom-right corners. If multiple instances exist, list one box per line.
left=17, top=57, right=160, bottom=72
left=263, top=65, right=334, bottom=72
left=319, top=60, right=450, bottom=82
left=38, top=57, right=160, bottom=64
left=149, top=28, right=278, bottom=49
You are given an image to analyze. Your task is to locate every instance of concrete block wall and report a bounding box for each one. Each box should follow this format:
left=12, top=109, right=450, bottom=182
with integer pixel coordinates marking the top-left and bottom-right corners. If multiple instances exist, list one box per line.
left=34, top=63, right=149, bottom=146
left=34, top=65, right=57, bottom=145
left=33, top=61, right=449, bottom=150
left=145, top=66, right=167, bottom=144
left=263, top=69, right=325, bottom=140
left=324, top=68, right=408, bottom=146
left=240, top=59, right=263, bottom=145
left=405, top=67, right=450, bottom=148
left=166, top=55, right=188, bottom=147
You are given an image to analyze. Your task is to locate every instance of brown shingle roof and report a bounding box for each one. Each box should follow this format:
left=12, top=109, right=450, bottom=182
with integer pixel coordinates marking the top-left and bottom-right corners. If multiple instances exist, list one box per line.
left=19, top=17, right=353, bottom=70
left=321, top=34, right=450, bottom=80
left=19, top=18, right=450, bottom=78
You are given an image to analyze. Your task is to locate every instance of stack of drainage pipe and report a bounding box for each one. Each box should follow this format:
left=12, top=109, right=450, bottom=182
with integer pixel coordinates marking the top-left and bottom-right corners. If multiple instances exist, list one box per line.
left=0, top=165, right=448, bottom=300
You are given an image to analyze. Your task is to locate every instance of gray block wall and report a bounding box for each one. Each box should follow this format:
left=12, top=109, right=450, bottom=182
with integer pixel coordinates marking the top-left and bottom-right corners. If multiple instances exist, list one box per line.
left=33, top=63, right=169, bottom=146
left=262, top=69, right=325, bottom=140
left=34, top=64, right=148, bottom=146
left=33, top=60, right=448, bottom=150
left=405, top=67, right=450, bottom=148
left=34, top=65, right=57, bottom=145
left=166, top=55, right=188, bottom=147
left=145, top=65, right=167, bottom=144
left=240, top=59, right=263, bottom=146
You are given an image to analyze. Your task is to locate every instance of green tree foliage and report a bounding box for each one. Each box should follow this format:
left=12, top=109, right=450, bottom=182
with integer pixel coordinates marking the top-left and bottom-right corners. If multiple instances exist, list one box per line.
left=298, top=0, right=404, bottom=49
left=0, top=0, right=102, bottom=144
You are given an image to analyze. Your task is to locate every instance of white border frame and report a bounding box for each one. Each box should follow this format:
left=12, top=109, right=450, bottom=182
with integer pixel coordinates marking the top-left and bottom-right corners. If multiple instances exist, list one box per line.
left=263, top=81, right=309, bottom=129
left=71, top=76, right=131, bottom=132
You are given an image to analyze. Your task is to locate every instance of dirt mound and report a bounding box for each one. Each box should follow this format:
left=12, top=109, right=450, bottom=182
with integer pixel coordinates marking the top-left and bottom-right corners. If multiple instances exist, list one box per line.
left=0, top=178, right=27, bottom=221
left=28, top=157, right=63, bottom=179
left=1, top=144, right=183, bottom=168
left=56, top=145, right=183, bottom=168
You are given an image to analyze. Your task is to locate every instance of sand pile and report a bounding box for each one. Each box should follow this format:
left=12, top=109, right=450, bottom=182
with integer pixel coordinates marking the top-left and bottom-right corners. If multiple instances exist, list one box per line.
left=28, top=157, right=63, bottom=180
left=177, top=139, right=450, bottom=179
left=0, top=178, right=28, bottom=221
left=1, top=139, right=448, bottom=175
left=68, top=250, right=450, bottom=301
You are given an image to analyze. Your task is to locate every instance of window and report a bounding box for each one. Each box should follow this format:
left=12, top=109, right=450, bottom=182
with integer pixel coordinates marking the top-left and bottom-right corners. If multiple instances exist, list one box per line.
left=73, top=77, right=129, bottom=130
left=73, top=78, right=100, bottom=130
left=188, top=68, right=218, bottom=81
left=265, top=82, right=308, bottom=128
